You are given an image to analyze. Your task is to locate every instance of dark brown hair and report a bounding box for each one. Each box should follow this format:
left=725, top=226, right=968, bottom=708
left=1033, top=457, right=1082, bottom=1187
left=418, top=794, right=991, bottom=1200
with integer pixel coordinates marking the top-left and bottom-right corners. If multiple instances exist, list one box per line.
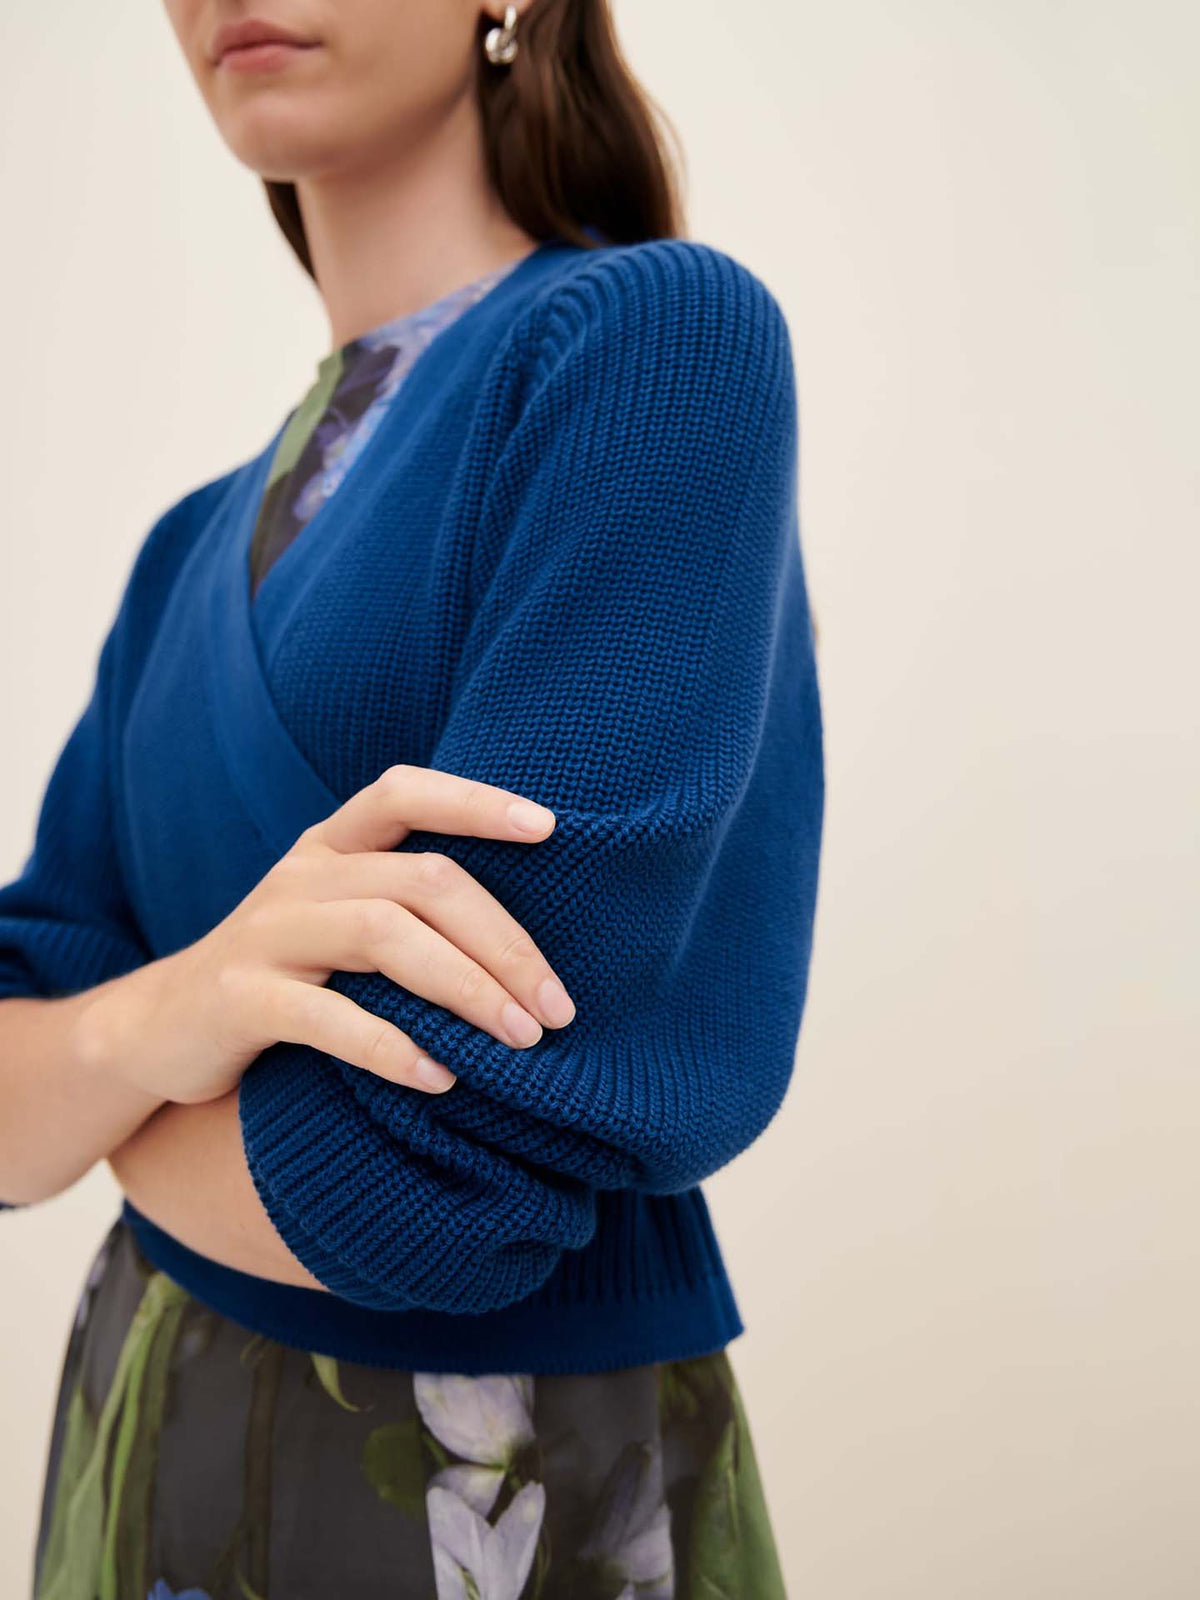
left=263, top=0, right=687, bottom=279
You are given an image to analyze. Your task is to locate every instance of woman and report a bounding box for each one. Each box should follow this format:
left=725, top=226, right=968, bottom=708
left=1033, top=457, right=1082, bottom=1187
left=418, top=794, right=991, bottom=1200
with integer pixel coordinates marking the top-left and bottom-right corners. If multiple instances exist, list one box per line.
left=0, top=0, right=824, bottom=1593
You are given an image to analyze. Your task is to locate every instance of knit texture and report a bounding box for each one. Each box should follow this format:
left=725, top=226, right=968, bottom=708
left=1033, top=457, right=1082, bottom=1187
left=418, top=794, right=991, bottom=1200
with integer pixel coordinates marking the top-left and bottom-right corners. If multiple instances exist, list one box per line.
left=0, top=238, right=824, bottom=1349
left=0, top=482, right=224, bottom=1218
left=236, top=243, right=824, bottom=1312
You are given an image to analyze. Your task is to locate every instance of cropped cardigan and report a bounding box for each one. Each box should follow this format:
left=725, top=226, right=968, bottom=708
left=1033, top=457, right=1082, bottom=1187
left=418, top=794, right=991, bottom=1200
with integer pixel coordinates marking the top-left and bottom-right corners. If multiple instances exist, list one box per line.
left=0, top=234, right=825, bottom=1373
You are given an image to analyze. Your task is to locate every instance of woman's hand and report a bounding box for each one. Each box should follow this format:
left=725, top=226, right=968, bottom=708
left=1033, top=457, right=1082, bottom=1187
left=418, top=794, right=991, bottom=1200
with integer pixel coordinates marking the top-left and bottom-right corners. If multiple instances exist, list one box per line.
left=85, top=763, right=576, bottom=1107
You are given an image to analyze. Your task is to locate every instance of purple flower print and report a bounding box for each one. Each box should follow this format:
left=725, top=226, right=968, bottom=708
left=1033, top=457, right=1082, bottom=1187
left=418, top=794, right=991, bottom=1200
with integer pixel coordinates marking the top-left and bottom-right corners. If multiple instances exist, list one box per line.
left=72, top=1228, right=116, bottom=1333
left=578, top=1438, right=674, bottom=1599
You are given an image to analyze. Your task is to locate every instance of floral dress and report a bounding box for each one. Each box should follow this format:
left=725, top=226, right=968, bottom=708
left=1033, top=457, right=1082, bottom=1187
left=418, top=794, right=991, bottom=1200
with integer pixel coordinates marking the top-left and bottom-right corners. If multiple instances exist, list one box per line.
left=30, top=261, right=789, bottom=1600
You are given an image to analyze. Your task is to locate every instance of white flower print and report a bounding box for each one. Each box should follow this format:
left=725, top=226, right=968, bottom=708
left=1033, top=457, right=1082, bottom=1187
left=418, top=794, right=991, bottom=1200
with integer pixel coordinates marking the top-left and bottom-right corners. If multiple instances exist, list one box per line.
left=414, top=1373, right=536, bottom=1468
left=428, top=1479, right=545, bottom=1600
left=415, top=1372, right=544, bottom=1599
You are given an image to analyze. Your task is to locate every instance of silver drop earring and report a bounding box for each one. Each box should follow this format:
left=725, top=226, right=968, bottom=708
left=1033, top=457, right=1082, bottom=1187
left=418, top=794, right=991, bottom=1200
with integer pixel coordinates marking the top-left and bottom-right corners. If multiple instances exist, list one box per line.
left=484, top=4, right=519, bottom=65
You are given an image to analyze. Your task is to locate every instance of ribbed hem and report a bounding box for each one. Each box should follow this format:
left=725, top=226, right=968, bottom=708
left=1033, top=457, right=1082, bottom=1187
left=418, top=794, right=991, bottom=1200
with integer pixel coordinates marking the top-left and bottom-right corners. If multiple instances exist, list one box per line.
left=118, top=1186, right=744, bottom=1375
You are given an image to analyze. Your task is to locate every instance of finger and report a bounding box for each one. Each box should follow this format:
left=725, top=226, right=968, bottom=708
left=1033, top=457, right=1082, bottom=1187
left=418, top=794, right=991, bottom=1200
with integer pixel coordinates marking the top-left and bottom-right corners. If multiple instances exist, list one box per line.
left=274, top=897, right=553, bottom=1050
left=300, top=850, right=576, bottom=1029
left=271, top=978, right=458, bottom=1092
left=308, top=763, right=557, bottom=856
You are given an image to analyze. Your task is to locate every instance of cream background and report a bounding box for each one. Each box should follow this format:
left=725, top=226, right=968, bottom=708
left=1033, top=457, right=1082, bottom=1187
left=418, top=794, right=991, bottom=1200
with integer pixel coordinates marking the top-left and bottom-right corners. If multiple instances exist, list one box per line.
left=2, top=1, right=1197, bottom=1593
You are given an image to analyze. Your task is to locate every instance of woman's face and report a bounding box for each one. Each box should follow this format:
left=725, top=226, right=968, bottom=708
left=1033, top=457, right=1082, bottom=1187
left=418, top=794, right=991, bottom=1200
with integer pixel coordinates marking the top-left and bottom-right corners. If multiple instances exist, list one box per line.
left=161, top=0, right=488, bottom=181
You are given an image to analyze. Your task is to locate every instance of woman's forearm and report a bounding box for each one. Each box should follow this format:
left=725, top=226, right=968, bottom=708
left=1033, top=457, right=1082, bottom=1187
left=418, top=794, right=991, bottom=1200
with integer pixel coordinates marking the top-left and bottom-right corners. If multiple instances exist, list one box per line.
left=107, top=1089, right=330, bottom=1291
left=0, top=968, right=168, bottom=1206
left=0, top=942, right=330, bottom=1289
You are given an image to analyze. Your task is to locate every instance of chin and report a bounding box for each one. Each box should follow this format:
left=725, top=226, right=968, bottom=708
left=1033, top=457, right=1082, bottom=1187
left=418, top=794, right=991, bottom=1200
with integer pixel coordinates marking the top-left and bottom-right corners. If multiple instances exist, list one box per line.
left=222, top=116, right=351, bottom=185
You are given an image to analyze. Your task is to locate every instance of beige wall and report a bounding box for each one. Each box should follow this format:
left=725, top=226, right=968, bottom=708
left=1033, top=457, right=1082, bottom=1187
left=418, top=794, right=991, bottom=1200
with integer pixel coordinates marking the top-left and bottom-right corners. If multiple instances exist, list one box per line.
left=2, top=1, right=1197, bottom=1593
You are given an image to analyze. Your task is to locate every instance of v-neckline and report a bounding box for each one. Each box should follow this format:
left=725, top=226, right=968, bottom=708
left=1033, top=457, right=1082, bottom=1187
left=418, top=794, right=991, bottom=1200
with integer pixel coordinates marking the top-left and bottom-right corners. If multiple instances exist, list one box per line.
left=200, top=234, right=586, bottom=853
left=241, top=235, right=578, bottom=661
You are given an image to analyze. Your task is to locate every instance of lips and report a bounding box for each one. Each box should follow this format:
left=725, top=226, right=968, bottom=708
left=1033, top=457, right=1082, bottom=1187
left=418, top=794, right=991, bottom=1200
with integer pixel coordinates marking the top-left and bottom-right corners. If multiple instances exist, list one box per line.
left=210, top=18, right=319, bottom=66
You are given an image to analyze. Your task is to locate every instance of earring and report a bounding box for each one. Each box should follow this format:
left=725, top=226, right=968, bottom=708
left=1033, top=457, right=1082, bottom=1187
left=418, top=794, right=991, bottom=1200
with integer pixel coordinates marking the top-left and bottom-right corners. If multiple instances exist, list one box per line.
left=484, top=4, right=519, bottom=65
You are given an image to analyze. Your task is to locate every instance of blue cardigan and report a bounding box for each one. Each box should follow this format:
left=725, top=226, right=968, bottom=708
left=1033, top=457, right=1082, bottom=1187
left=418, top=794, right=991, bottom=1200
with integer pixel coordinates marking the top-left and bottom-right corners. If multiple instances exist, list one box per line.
left=0, top=235, right=824, bottom=1374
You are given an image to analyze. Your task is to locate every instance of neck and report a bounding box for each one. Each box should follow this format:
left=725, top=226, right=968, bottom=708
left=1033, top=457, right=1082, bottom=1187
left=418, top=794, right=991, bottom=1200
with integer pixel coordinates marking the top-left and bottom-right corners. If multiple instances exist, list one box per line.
left=293, top=98, right=540, bottom=353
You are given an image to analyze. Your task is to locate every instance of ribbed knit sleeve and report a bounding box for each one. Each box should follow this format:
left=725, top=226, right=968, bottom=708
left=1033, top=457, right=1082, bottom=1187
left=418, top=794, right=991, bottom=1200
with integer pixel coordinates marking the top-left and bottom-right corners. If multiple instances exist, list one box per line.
left=237, top=241, right=825, bottom=1313
left=0, top=581, right=153, bottom=1210
left=0, top=626, right=154, bottom=1010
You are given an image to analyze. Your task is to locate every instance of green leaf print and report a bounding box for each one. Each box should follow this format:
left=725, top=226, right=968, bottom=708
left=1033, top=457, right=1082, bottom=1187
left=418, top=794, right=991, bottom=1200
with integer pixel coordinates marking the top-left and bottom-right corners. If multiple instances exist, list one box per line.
left=36, top=1270, right=189, bottom=1600
left=234, top=1569, right=268, bottom=1600
left=658, top=1350, right=731, bottom=1431
left=34, top=1382, right=97, bottom=1600
left=362, top=1419, right=428, bottom=1518
left=309, top=1351, right=366, bottom=1411
left=100, top=1280, right=188, bottom=1599
left=266, top=354, right=344, bottom=487
left=656, top=1361, right=699, bottom=1427
left=687, top=1379, right=787, bottom=1600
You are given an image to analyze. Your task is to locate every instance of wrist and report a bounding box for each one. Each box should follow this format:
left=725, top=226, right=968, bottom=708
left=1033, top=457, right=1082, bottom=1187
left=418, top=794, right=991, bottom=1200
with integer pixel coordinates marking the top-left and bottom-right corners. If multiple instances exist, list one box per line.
left=75, top=954, right=177, bottom=1108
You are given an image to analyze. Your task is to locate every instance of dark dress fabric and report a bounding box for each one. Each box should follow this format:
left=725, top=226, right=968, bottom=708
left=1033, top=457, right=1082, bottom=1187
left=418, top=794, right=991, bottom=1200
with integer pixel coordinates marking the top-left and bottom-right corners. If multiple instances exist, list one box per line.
left=32, top=1215, right=787, bottom=1598
left=30, top=264, right=789, bottom=1598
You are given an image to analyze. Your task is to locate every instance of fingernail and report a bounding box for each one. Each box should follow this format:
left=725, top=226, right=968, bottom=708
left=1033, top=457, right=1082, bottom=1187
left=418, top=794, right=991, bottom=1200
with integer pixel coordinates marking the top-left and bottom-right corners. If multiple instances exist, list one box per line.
left=416, top=1057, right=457, bottom=1091
left=537, top=977, right=576, bottom=1027
left=502, top=1000, right=543, bottom=1047
left=508, top=799, right=555, bottom=834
